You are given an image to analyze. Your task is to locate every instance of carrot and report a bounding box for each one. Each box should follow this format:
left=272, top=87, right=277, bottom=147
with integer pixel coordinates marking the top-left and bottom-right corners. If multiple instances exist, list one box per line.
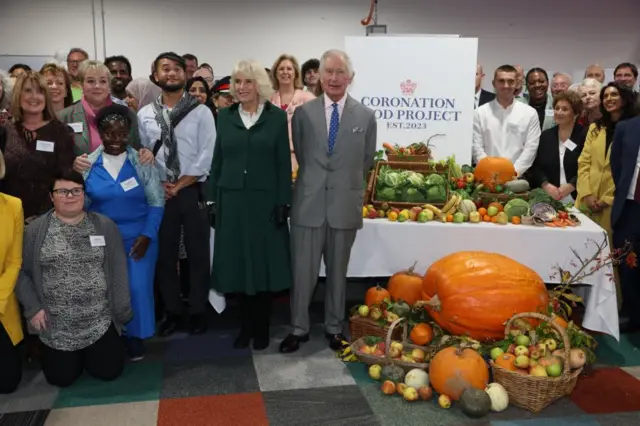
left=545, top=222, right=556, bottom=227
left=383, top=143, right=396, bottom=153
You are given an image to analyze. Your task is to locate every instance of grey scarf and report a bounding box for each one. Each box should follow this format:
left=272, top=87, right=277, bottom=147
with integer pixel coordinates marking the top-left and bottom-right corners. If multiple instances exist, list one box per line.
left=151, top=93, right=200, bottom=183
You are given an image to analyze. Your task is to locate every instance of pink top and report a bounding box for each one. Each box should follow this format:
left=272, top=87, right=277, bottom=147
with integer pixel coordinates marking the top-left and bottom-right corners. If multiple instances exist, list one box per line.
left=82, top=96, right=112, bottom=153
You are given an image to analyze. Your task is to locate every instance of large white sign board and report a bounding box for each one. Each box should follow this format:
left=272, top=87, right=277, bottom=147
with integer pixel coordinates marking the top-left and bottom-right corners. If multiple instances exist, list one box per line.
left=345, top=36, right=478, bottom=164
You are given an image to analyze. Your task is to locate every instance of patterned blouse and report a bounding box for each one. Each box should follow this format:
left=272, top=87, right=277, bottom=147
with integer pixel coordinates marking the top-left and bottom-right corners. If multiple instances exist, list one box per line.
left=39, top=214, right=111, bottom=351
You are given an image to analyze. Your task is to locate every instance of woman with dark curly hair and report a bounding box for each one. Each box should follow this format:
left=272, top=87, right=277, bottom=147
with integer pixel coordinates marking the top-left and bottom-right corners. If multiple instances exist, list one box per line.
left=526, top=67, right=554, bottom=131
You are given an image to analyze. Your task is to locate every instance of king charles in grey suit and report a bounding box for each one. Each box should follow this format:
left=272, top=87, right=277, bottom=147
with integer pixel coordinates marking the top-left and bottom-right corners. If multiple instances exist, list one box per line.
left=279, top=49, right=377, bottom=353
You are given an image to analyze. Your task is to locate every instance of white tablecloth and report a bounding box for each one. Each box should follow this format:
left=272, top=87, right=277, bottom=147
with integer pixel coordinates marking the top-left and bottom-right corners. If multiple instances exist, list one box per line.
left=319, top=213, right=619, bottom=341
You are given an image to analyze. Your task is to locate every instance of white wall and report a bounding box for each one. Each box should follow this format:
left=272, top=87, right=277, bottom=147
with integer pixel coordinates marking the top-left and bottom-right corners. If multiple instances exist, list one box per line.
left=1, top=0, right=639, bottom=89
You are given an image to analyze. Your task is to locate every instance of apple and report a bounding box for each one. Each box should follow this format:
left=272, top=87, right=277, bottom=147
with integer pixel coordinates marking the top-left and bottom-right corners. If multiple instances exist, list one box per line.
left=360, top=345, right=373, bottom=355
left=438, top=394, right=452, bottom=408
left=396, top=382, right=408, bottom=395
left=530, top=365, right=548, bottom=377
left=388, top=347, right=401, bottom=358
left=369, top=307, right=382, bottom=320
left=508, top=329, right=522, bottom=338
left=529, top=358, right=538, bottom=367
left=409, top=206, right=423, bottom=221
left=514, top=345, right=529, bottom=357
left=358, top=305, right=370, bottom=317
left=514, top=355, right=530, bottom=369
left=366, top=204, right=375, bottom=211
left=463, top=172, right=475, bottom=184
left=490, top=347, right=505, bottom=361
left=569, top=348, right=587, bottom=369
left=381, top=380, right=396, bottom=395
left=367, top=209, right=378, bottom=219
left=546, top=362, right=562, bottom=377
left=411, top=348, right=426, bottom=363
left=507, top=344, right=517, bottom=354
left=369, top=364, right=382, bottom=380
left=390, top=341, right=404, bottom=352
left=537, top=357, right=555, bottom=368
left=403, top=386, right=419, bottom=402
left=530, top=349, right=541, bottom=360
left=377, top=209, right=386, bottom=218
left=552, top=349, right=565, bottom=362
left=536, top=343, right=548, bottom=358
left=401, top=355, right=415, bottom=363
left=418, top=386, right=433, bottom=401
left=515, top=334, right=531, bottom=347
left=544, top=338, right=557, bottom=352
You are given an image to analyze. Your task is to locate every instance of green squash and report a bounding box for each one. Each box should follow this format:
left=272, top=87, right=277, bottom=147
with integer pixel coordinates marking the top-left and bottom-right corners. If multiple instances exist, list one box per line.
left=459, top=388, right=492, bottom=418
left=504, top=179, right=530, bottom=193
left=381, top=364, right=405, bottom=382
left=391, top=301, right=411, bottom=317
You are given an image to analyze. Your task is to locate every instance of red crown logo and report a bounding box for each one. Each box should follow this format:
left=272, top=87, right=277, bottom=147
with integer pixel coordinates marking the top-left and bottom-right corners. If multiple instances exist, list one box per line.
left=400, top=79, right=417, bottom=96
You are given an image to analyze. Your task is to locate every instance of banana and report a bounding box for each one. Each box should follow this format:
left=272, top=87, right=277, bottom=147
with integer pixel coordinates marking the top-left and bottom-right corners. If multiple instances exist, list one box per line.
left=343, top=353, right=357, bottom=362
left=441, top=194, right=459, bottom=216
left=422, top=204, right=442, bottom=217
left=341, top=346, right=352, bottom=356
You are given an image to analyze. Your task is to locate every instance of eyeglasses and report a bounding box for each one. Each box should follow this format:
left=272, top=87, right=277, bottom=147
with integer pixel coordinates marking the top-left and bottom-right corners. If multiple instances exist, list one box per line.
left=52, top=188, right=84, bottom=197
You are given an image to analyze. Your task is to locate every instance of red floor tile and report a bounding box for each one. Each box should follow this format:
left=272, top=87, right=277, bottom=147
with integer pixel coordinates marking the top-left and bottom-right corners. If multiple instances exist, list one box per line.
left=158, top=393, right=269, bottom=426
left=570, top=367, right=640, bottom=414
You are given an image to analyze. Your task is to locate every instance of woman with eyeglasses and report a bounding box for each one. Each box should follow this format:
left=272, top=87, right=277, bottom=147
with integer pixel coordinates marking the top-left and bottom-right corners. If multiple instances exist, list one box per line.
left=16, top=169, right=132, bottom=388
left=81, top=104, right=164, bottom=361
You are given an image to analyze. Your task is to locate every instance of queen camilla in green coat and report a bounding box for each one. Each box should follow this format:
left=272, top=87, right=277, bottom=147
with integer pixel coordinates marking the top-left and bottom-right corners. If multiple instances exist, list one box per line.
left=208, top=60, right=292, bottom=351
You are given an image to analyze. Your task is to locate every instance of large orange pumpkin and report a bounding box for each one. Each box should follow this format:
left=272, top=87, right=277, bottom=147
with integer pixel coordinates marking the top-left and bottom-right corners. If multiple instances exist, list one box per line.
left=410, top=323, right=434, bottom=346
left=387, top=262, right=423, bottom=306
left=474, top=157, right=516, bottom=189
left=421, top=251, right=548, bottom=341
left=429, top=347, right=489, bottom=400
left=365, top=285, right=390, bottom=307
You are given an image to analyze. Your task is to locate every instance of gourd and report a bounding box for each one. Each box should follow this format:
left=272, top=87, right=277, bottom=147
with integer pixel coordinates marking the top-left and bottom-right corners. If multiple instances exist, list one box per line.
left=421, top=251, right=548, bottom=341
left=365, top=285, right=390, bottom=307
left=474, top=157, right=516, bottom=189
left=459, top=388, right=492, bottom=418
left=428, top=347, right=489, bottom=400
left=485, top=383, right=509, bottom=412
left=410, top=323, right=434, bottom=346
left=404, top=368, right=429, bottom=389
left=504, top=179, right=530, bottom=193
left=494, top=353, right=517, bottom=371
left=457, top=199, right=477, bottom=216
left=382, top=364, right=405, bottom=382
left=387, top=262, right=424, bottom=306
left=390, top=301, right=411, bottom=317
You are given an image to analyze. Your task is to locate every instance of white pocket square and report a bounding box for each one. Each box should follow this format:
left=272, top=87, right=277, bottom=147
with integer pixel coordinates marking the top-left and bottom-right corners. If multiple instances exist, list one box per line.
left=352, top=127, right=364, bottom=133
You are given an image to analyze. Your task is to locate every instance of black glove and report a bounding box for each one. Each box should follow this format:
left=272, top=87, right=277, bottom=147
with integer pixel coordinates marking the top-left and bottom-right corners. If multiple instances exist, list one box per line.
left=273, top=205, right=290, bottom=228
left=207, top=202, right=217, bottom=228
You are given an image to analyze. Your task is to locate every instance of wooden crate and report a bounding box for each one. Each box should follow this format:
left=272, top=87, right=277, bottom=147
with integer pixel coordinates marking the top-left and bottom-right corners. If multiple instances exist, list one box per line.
left=371, top=161, right=450, bottom=210
left=387, top=154, right=431, bottom=163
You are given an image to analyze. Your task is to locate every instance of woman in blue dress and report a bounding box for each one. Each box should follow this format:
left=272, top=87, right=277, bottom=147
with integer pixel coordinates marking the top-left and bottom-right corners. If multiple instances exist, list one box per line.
left=82, top=104, right=164, bottom=361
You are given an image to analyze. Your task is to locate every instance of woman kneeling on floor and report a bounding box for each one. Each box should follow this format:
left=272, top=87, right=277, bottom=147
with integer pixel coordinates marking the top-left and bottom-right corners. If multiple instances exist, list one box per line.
left=16, top=169, right=132, bottom=387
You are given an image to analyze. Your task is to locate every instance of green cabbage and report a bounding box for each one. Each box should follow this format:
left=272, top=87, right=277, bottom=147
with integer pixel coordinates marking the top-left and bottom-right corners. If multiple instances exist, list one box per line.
left=401, top=187, right=427, bottom=203
left=426, top=185, right=447, bottom=203
left=406, top=172, right=425, bottom=187
left=383, top=172, right=402, bottom=188
left=376, top=187, right=397, bottom=201
left=425, top=173, right=445, bottom=187
left=504, top=198, right=530, bottom=220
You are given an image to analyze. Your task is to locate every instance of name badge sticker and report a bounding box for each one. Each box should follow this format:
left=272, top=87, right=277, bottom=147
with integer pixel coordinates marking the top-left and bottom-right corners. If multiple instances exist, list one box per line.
left=69, top=122, right=84, bottom=133
left=36, top=140, right=55, bottom=152
left=120, top=177, right=139, bottom=192
left=90, top=235, right=106, bottom=247
left=545, top=109, right=555, bottom=117
left=563, top=139, right=577, bottom=151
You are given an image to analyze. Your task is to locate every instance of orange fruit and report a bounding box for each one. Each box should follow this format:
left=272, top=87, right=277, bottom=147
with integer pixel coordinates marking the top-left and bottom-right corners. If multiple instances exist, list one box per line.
left=488, top=202, right=504, bottom=213
left=410, top=323, right=434, bottom=345
left=511, top=216, right=521, bottom=225
left=483, top=214, right=491, bottom=222
left=446, top=214, right=454, bottom=222
left=478, top=207, right=487, bottom=217
left=491, top=216, right=498, bottom=223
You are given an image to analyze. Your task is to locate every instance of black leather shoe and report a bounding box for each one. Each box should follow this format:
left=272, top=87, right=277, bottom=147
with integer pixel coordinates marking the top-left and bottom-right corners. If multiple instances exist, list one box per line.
left=253, top=334, right=270, bottom=351
left=188, top=314, right=207, bottom=335
left=279, top=334, right=309, bottom=353
left=325, top=333, right=348, bottom=350
left=158, top=315, right=182, bottom=337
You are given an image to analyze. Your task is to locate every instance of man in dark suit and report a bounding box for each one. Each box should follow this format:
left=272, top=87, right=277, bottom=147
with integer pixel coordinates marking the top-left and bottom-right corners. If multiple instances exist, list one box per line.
left=475, top=64, right=495, bottom=109
left=610, top=109, right=640, bottom=333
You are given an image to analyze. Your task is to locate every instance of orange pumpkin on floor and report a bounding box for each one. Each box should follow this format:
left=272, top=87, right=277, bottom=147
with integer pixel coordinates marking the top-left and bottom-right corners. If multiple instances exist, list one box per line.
left=494, top=353, right=517, bottom=371
left=365, top=285, right=390, bottom=307
left=429, top=347, right=489, bottom=400
left=421, top=251, right=548, bottom=341
left=387, top=262, right=423, bottom=306
left=474, top=157, right=516, bottom=190
left=410, top=323, right=434, bottom=346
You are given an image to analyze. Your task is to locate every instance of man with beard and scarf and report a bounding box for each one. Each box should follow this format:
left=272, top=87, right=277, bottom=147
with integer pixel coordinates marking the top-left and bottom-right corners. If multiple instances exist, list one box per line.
left=137, top=52, right=216, bottom=336
left=105, top=55, right=133, bottom=105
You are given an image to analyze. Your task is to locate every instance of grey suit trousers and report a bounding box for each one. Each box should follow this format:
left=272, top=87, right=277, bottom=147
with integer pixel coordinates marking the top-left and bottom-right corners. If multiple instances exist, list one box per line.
left=290, top=223, right=357, bottom=336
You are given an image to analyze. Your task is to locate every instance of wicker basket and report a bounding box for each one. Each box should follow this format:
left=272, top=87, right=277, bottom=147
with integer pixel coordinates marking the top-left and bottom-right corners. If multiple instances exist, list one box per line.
left=350, top=315, right=401, bottom=342
left=351, top=317, right=435, bottom=372
left=371, top=161, right=451, bottom=210
left=387, top=154, right=431, bottom=163
left=363, top=170, right=376, bottom=206
left=490, top=312, right=582, bottom=412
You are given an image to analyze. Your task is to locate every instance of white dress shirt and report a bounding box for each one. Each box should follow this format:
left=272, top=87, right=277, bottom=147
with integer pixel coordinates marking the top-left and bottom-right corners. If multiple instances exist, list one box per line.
left=472, top=99, right=541, bottom=175
left=324, top=93, right=347, bottom=133
left=474, top=90, right=481, bottom=109
left=137, top=103, right=216, bottom=182
left=627, top=147, right=640, bottom=200
left=239, top=103, right=264, bottom=129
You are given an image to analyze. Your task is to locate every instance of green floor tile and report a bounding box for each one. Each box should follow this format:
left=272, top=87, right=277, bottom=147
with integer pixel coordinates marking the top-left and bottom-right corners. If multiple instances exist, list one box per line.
left=346, top=362, right=374, bottom=385
left=53, top=362, right=163, bottom=409
left=594, top=332, right=640, bottom=367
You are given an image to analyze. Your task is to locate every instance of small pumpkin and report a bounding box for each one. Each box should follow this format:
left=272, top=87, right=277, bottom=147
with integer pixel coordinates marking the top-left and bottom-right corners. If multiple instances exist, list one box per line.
left=365, top=285, right=390, bottom=307
left=428, top=347, right=489, bottom=400
left=410, top=323, right=434, bottom=346
left=494, top=353, right=517, bottom=371
left=474, top=157, right=516, bottom=189
left=459, top=388, right=492, bottom=418
left=404, top=368, right=429, bottom=389
left=382, top=364, right=405, bottom=383
left=485, top=383, right=509, bottom=412
left=387, top=262, right=423, bottom=306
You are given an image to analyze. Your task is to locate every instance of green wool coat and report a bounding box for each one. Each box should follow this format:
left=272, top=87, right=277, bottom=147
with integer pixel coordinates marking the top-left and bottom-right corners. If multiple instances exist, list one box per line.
left=209, top=102, right=293, bottom=295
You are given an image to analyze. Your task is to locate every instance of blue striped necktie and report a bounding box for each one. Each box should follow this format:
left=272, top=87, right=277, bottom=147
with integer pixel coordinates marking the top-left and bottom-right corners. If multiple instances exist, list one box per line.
left=328, top=103, right=339, bottom=155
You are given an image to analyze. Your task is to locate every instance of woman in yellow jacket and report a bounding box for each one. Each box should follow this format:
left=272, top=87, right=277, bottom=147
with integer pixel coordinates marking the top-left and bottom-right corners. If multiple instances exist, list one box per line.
left=576, top=82, right=636, bottom=235
left=0, top=148, right=24, bottom=393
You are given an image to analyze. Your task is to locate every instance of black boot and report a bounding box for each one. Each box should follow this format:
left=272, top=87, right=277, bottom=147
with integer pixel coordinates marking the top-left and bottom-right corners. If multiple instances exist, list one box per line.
left=234, top=295, right=252, bottom=349
left=252, top=293, right=271, bottom=351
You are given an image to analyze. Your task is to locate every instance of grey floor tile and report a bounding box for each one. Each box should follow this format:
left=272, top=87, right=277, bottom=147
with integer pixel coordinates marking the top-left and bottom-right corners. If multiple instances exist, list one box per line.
left=262, top=385, right=378, bottom=426
left=0, top=409, right=50, bottom=426
left=0, top=371, right=58, bottom=414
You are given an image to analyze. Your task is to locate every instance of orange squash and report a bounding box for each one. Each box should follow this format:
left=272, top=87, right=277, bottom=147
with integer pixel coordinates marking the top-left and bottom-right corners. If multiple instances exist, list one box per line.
left=365, top=285, right=390, bottom=307
left=474, top=157, right=516, bottom=189
left=429, top=347, right=489, bottom=400
left=421, top=251, right=548, bottom=341
left=387, top=262, right=423, bottom=306
left=494, top=353, right=517, bottom=371
left=410, top=323, right=434, bottom=346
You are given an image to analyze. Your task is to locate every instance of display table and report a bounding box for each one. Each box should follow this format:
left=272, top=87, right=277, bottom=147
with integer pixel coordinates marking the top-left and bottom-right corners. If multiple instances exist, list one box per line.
left=319, top=212, right=619, bottom=341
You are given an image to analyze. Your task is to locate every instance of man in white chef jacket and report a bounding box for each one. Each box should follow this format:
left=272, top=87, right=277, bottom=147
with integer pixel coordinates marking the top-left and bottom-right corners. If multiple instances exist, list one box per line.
left=472, top=64, right=541, bottom=176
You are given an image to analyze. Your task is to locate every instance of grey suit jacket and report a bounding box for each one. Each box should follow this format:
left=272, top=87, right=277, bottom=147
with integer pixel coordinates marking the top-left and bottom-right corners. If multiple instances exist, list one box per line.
left=290, top=95, right=377, bottom=230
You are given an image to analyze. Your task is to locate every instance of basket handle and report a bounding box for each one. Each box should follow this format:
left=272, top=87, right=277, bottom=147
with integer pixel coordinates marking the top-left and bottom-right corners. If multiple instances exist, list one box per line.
left=384, top=317, right=408, bottom=358
left=504, top=312, right=571, bottom=377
